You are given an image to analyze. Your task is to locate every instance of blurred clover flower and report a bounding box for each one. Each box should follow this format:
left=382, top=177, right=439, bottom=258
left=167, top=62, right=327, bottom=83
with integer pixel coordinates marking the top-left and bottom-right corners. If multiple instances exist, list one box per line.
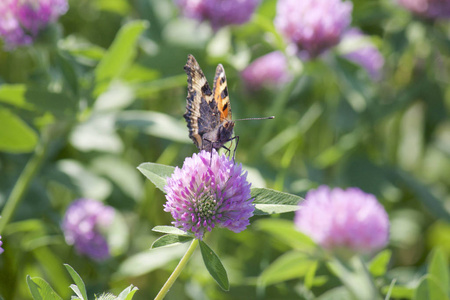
left=0, top=0, right=68, bottom=50
left=274, top=0, right=353, bottom=59
left=62, top=199, right=115, bottom=261
left=0, top=236, right=3, bottom=254
left=174, top=0, right=260, bottom=30
left=164, top=150, right=254, bottom=240
left=241, top=51, right=292, bottom=90
left=295, top=186, right=389, bottom=255
left=397, top=0, right=450, bottom=19
left=341, top=29, right=384, bottom=80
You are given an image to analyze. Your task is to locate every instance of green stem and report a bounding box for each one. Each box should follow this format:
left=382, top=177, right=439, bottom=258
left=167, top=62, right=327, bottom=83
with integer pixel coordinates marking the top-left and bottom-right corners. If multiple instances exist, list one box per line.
left=0, top=138, right=49, bottom=234
left=329, top=256, right=381, bottom=300
left=154, top=239, right=199, bottom=300
left=357, top=256, right=380, bottom=300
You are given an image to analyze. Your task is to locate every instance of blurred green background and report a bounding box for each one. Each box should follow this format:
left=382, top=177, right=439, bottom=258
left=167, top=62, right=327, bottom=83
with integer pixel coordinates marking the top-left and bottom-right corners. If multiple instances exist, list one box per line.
left=0, top=0, right=449, bottom=299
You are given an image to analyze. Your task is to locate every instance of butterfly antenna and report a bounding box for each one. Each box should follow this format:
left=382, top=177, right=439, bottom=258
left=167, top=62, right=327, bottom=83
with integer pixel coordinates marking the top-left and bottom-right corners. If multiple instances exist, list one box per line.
left=234, top=116, right=275, bottom=122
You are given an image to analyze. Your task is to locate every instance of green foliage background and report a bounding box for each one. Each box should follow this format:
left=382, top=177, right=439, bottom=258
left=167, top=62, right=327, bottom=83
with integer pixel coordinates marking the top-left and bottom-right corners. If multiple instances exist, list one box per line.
left=0, top=0, right=449, bottom=299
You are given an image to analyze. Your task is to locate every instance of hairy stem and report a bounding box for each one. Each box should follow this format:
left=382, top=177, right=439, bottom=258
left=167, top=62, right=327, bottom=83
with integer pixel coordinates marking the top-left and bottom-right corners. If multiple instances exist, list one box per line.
left=0, top=139, right=49, bottom=234
left=154, top=239, right=199, bottom=300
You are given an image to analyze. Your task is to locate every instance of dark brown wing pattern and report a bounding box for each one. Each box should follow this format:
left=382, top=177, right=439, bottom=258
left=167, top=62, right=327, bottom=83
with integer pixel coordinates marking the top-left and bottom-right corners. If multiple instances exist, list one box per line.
left=183, top=54, right=220, bottom=150
left=183, top=54, right=235, bottom=153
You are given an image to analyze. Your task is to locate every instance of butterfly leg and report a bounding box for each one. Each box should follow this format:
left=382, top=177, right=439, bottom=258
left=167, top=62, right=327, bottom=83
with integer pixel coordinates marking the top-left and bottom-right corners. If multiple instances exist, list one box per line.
left=231, top=135, right=239, bottom=162
left=202, top=137, right=216, bottom=166
left=221, top=136, right=239, bottom=162
left=221, top=145, right=232, bottom=157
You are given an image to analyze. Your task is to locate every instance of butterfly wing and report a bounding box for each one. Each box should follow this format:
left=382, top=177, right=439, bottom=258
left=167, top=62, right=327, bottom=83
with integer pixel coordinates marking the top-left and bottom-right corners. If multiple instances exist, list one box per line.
left=213, top=64, right=232, bottom=122
left=183, top=54, right=221, bottom=150
left=210, top=62, right=235, bottom=152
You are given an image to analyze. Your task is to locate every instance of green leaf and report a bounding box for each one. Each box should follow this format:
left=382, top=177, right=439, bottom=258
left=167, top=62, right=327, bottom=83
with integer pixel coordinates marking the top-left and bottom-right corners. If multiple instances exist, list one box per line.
left=328, top=257, right=380, bottom=300
left=414, top=276, right=430, bottom=300
left=413, top=275, right=449, bottom=300
left=152, top=226, right=193, bottom=236
left=134, top=74, right=187, bottom=97
left=32, top=247, right=72, bottom=298
left=91, top=155, right=143, bottom=200
left=263, top=102, right=322, bottom=156
left=137, top=162, right=175, bottom=192
left=255, top=219, right=315, bottom=250
left=428, top=221, right=450, bottom=256
left=260, top=251, right=315, bottom=286
left=429, top=248, right=449, bottom=295
left=94, top=20, right=149, bottom=96
left=0, top=84, right=32, bottom=109
left=64, top=264, right=87, bottom=300
left=384, top=279, right=397, bottom=300
left=117, top=285, right=139, bottom=300
left=69, top=285, right=84, bottom=300
left=26, top=276, right=63, bottom=300
left=316, top=286, right=352, bottom=300
left=251, top=188, right=303, bottom=215
left=95, top=0, right=131, bottom=14
left=304, top=261, right=318, bottom=289
left=69, top=114, right=123, bottom=153
left=369, top=249, right=392, bottom=277
left=252, top=14, right=286, bottom=52
left=252, top=188, right=303, bottom=205
left=113, top=247, right=187, bottom=280
left=56, top=50, right=79, bottom=96
left=199, top=241, right=229, bottom=291
left=104, top=210, right=129, bottom=257
left=0, top=84, right=77, bottom=117
left=27, top=276, right=43, bottom=300
left=116, top=111, right=191, bottom=143
left=62, top=39, right=106, bottom=62
left=381, top=285, right=414, bottom=299
left=0, top=109, right=38, bottom=153
left=393, top=169, right=450, bottom=222
left=26, top=89, right=77, bottom=117
left=315, top=132, right=360, bottom=168
left=151, top=234, right=194, bottom=249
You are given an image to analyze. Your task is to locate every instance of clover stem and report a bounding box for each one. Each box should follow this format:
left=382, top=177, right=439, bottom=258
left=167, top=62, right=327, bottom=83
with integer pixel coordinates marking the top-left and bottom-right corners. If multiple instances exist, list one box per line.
left=0, top=138, right=49, bottom=234
left=154, top=238, right=199, bottom=300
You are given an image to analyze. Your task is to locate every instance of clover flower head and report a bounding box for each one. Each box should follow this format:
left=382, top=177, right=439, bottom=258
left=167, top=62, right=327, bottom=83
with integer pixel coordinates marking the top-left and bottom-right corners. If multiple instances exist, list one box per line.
left=274, top=0, right=353, bottom=59
left=0, top=0, right=68, bottom=50
left=341, top=28, right=384, bottom=80
left=295, top=186, right=389, bottom=255
left=62, top=199, right=115, bottom=261
left=0, top=236, right=3, bottom=254
left=164, top=150, right=254, bottom=240
left=397, top=0, right=450, bottom=19
left=174, top=0, right=260, bottom=30
left=241, top=51, right=292, bottom=90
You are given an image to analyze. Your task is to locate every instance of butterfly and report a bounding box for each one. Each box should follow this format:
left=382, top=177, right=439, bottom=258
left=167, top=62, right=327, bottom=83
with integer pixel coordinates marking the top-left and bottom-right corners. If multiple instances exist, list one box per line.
left=183, top=54, right=237, bottom=156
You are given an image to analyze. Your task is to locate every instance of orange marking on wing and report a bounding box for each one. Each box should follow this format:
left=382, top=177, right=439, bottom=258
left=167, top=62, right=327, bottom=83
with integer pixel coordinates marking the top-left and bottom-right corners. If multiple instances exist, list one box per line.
left=213, top=64, right=232, bottom=122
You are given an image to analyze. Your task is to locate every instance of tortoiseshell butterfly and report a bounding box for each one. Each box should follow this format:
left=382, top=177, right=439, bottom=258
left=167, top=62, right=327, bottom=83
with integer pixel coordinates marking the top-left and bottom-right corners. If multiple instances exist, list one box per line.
left=183, top=54, right=273, bottom=157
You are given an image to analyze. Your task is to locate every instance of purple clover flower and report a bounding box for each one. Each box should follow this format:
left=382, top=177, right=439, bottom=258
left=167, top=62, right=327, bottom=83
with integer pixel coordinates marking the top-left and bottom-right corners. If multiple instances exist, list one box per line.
left=241, top=51, right=292, bottom=90
left=295, top=186, right=389, bottom=255
left=0, top=0, right=68, bottom=50
left=164, top=150, right=254, bottom=240
left=397, top=0, right=450, bottom=19
left=341, top=29, right=384, bottom=81
left=274, top=0, right=353, bottom=59
left=62, top=199, right=115, bottom=261
left=0, top=236, right=4, bottom=254
left=174, top=0, right=260, bottom=30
